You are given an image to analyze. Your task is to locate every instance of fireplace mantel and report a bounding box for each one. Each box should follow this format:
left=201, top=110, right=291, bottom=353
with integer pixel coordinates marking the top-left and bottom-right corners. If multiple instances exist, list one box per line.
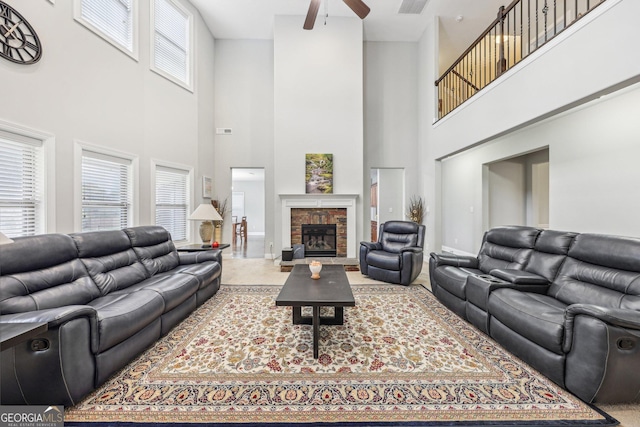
left=280, top=194, right=358, bottom=258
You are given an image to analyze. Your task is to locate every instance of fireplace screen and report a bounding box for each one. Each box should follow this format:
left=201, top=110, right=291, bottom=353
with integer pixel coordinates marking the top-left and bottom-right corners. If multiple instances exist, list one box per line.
left=301, top=224, right=337, bottom=257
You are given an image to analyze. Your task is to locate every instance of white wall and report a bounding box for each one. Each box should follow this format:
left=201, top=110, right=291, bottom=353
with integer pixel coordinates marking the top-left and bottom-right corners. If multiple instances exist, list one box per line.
left=487, top=159, right=526, bottom=228
left=439, top=84, right=640, bottom=253
left=0, top=0, right=216, bottom=239
left=213, top=40, right=274, bottom=246
left=364, top=42, right=420, bottom=240
left=273, top=16, right=364, bottom=252
left=377, top=168, right=405, bottom=225
left=420, top=0, right=640, bottom=253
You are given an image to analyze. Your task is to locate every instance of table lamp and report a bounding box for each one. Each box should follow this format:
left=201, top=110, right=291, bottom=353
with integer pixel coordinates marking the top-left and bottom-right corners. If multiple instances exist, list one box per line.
left=0, top=232, right=15, bottom=245
left=188, top=203, right=223, bottom=247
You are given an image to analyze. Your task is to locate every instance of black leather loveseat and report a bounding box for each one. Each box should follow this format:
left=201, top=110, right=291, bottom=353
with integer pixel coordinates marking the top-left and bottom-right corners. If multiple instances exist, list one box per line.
left=0, top=226, right=222, bottom=406
left=430, top=226, right=640, bottom=403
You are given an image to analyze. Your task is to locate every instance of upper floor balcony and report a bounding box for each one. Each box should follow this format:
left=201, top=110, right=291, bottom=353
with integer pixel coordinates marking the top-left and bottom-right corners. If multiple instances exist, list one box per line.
left=435, top=0, right=608, bottom=121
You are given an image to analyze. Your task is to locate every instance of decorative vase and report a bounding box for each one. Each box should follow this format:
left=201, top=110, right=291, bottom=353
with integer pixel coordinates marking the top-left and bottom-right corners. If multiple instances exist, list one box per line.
left=213, top=223, right=222, bottom=244
left=309, top=261, right=322, bottom=280
left=199, top=221, right=213, bottom=246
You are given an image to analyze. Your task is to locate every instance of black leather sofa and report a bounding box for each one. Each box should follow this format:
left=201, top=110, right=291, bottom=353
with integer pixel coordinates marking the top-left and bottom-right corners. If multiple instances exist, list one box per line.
left=430, top=226, right=640, bottom=403
left=0, top=226, right=222, bottom=406
left=360, top=221, right=426, bottom=286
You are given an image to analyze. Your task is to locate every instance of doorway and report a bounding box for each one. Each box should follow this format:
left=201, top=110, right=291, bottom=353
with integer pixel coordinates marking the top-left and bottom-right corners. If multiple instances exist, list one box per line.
left=484, top=148, right=549, bottom=229
left=231, top=168, right=265, bottom=258
left=369, top=168, right=405, bottom=241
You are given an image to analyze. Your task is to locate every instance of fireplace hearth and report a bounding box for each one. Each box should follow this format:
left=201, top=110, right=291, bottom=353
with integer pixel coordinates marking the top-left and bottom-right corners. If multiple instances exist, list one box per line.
left=302, top=224, right=337, bottom=257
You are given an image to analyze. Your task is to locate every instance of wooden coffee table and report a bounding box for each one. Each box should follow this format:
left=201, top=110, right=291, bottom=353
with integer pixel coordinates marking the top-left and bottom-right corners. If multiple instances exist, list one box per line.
left=275, top=264, right=355, bottom=358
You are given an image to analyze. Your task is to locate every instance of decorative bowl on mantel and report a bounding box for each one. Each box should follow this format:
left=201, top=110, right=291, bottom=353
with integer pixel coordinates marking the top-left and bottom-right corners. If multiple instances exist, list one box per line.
left=309, top=261, right=322, bottom=279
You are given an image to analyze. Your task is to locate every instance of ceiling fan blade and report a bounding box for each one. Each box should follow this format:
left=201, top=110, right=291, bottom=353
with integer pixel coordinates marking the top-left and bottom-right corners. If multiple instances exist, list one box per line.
left=304, top=0, right=321, bottom=30
left=343, top=0, right=370, bottom=19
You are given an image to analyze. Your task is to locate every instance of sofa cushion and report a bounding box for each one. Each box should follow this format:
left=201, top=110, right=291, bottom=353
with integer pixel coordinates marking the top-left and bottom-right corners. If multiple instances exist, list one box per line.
left=476, top=226, right=539, bottom=274
left=124, top=226, right=180, bottom=275
left=379, top=221, right=421, bottom=254
left=366, top=250, right=401, bottom=271
left=0, top=234, right=100, bottom=314
left=489, top=288, right=567, bottom=354
left=72, top=230, right=149, bottom=294
left=524, top=230, right=577, bottom=282
left=433, top=266, right=482, bottom=299
left=164, top=262, right=222, bottom=290
left=89, top=290, right=165, bottom=353
left=549, top=234, right=640, bottom=310
left=111, top=274, right=199, bottom=312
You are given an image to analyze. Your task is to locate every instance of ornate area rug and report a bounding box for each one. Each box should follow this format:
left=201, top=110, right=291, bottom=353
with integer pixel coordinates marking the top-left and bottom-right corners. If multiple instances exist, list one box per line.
left=65, top=285, right=616, bottom=426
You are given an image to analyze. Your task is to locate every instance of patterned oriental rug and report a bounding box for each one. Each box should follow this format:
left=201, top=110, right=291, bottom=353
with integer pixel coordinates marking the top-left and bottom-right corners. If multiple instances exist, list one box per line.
left=66, top=285, right=617, bottom=426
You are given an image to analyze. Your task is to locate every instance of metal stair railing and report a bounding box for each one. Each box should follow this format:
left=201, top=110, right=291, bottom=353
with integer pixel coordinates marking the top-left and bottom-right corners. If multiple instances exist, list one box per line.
left=435, top=0, right=607, bottom=121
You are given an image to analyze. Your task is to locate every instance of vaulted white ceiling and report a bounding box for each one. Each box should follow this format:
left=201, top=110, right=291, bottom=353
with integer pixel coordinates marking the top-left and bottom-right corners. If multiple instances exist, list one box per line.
left=190, top=0, right=508, bottom=59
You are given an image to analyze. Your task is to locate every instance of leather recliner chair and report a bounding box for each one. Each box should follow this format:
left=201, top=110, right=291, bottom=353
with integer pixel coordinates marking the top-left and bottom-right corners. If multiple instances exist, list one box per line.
left=360, top=221, right=426, bottom=285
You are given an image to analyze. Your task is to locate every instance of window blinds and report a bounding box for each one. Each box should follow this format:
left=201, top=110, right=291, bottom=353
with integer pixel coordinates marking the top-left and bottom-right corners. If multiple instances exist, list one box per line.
left=155, top=165, right=189, bottom=241
left=153, top=0, right=189, bottom=84
left=0, top=138, right=43, bottom=238
left=81, top=151, right=132, bottom=232
left=81, top=0, right=134, bottom=52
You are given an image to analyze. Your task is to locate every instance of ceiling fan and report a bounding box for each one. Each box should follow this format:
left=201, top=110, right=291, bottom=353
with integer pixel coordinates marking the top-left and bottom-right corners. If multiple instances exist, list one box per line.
left=304, top=0, right=370, bottom=30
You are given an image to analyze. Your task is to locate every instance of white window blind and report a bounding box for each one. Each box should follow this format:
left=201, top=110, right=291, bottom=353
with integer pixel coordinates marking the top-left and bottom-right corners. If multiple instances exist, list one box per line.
left=78, top=0, right=134, bottom=53
left=81, top=150, right=132, bottom=232
left=0, top=137, right=43, bottom=238
left=152, top=0, right=191, bottom=86
left=155, top=165, right=189, bottom=241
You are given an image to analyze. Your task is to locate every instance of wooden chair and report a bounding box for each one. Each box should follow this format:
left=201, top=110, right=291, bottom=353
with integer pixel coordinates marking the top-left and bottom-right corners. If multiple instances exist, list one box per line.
left=236, top=216, right=247, bottom=240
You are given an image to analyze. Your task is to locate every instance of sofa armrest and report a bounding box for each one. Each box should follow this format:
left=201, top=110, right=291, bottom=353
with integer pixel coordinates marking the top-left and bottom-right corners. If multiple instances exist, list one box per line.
left=564, top=304, right=640, bottom=354
left=179, top=250, right=222, bottom=265
left=0, top=305, right=97, bottom=329
left=563, top=304, right=640, bottom=403
left=401, top=247, right=423, bottom=254
left=360, top=241, right=382, bottom=251
left=489, top=269, right=549, bottom=285
left=565, top=304, right=640, bottom=332
left=1, top=305, right=99, bottom=353
left=429, top=252, right=478, bottom=269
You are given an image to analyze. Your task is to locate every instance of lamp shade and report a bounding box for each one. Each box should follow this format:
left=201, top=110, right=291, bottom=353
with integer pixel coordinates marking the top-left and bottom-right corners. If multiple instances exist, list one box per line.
left=0, top=231, right=15, bottom=245
left=188, top=203, right=223, bottom=221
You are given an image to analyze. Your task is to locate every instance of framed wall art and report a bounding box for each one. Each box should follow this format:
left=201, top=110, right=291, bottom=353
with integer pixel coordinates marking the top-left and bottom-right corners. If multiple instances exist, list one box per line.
left=202, top=176, right=212, bottom=198
left=305, top=153, right=333, bottom=194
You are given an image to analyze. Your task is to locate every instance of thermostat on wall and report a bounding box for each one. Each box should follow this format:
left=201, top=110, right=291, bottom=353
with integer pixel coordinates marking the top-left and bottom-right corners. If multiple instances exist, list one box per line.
left=216, top=128, right=233, bottom=135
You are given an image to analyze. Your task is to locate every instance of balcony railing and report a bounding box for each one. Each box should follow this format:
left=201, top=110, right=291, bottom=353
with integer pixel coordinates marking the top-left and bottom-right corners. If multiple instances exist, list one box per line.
left=435, top=0, right=607, bottom=120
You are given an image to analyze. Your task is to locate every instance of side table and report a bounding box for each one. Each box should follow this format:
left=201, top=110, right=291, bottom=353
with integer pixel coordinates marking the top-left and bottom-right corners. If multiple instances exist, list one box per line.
left=177, top=243, right=230, bottom=252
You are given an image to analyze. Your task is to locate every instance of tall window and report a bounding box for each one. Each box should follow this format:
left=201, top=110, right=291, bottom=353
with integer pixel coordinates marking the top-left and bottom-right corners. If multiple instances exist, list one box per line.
left=155, top=165, right=189, bottom=241
left=151, top=0, right=193, bottom=90
left=0, top=136, right=43, bottom=237
left=75, top=0, right=138, bottom=58
left=81, top=150, right=132, bottom=231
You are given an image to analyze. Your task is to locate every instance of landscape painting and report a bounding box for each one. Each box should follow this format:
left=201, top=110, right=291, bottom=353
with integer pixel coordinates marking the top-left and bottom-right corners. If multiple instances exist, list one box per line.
left=305, top=153, right=333, bottom=194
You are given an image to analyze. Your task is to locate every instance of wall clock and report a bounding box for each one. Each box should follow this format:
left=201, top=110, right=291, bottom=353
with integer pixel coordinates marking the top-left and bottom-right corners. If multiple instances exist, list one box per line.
left=0, top=1, right=42, bottom=64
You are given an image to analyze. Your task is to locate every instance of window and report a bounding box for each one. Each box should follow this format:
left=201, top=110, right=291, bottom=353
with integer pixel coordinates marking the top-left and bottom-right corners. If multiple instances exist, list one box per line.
left=0, top=135, right=44, bottom=238
left=75, top=0, right=138, bottom=59
left=155, top=165, right=190, bottom=241
left=151, top=0, right=193, bottom=90
left=81, top=150, right=133, bottom=231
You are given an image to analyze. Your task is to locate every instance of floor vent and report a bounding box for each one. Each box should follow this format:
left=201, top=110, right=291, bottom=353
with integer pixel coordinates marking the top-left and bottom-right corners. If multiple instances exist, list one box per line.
left=398, top=0, right=428, bottom=15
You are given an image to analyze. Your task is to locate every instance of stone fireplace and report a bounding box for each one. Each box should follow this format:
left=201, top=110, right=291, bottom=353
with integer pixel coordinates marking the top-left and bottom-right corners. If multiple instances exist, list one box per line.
left=292, top=209, right=345, bottom=257
left=280, top=194, right=358, bottom=258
